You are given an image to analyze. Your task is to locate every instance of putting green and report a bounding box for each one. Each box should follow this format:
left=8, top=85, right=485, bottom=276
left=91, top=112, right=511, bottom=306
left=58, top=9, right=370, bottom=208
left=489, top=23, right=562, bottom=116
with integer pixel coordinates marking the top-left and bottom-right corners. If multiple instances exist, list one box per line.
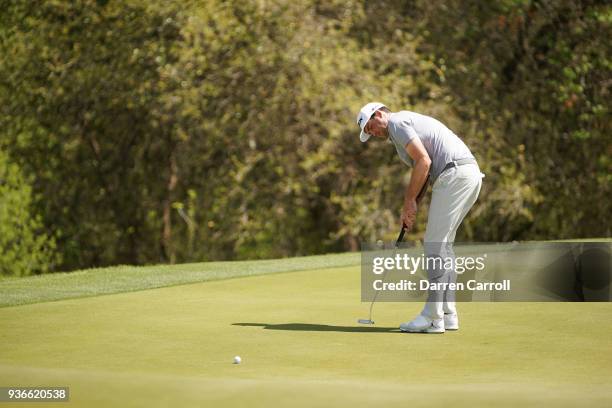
left=1, top=265, right=612, bottom=407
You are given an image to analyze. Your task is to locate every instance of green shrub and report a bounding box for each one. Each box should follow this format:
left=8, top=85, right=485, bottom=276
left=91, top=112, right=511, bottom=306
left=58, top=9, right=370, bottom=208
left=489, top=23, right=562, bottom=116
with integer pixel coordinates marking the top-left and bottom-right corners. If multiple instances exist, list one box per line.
left=0, top=151, right=59, bottom=276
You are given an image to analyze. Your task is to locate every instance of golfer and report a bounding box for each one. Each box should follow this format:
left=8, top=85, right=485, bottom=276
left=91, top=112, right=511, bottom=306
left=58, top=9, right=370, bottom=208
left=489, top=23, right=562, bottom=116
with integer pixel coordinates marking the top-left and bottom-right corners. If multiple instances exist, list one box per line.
left=357, top=102, right=484, bottom=333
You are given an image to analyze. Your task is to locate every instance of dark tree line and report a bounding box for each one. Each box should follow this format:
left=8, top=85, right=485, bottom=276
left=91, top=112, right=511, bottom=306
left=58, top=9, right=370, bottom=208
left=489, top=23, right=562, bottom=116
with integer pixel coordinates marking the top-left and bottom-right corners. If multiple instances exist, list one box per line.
left=0, top=0, right=609, bottom=275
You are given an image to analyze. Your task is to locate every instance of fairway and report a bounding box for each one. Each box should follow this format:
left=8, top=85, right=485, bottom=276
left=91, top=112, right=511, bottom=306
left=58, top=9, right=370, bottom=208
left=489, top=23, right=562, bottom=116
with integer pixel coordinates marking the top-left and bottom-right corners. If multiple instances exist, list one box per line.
left=1, top=261, right=612, bottom=407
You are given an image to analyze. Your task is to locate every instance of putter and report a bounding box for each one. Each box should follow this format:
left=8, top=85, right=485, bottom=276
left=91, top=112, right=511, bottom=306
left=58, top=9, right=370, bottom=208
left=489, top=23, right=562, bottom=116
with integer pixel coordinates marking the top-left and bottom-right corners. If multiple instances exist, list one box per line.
left=357, top=176, right=428, bottom=325
left=358, top=224, right=407, bottom=325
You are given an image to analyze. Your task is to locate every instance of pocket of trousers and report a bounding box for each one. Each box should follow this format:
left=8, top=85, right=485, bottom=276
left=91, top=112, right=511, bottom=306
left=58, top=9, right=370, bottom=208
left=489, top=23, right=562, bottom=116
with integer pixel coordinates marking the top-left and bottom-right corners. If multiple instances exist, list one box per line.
left=433, top=167, right=456, bottom=190
left=455, top=164, right=482, bottom=180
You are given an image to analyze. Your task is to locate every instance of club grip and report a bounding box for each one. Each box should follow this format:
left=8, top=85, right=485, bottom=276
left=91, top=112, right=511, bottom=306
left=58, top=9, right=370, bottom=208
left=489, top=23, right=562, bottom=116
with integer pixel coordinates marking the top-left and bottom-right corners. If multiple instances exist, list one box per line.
left=395, top=225, right=406, bottom=248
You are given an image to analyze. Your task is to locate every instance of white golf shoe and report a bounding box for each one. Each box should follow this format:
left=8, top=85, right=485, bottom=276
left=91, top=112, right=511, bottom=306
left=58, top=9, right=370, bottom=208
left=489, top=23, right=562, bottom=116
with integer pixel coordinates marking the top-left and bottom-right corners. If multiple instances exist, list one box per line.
left=444, top=313, right=459, bottom=330
left=400, top=315, right=445, bottom=334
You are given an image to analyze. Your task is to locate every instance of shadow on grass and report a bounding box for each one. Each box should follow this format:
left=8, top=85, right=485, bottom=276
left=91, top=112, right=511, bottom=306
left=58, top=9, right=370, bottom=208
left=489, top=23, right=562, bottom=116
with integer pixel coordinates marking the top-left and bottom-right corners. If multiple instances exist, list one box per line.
left=232, top=322, right=400, bottom=333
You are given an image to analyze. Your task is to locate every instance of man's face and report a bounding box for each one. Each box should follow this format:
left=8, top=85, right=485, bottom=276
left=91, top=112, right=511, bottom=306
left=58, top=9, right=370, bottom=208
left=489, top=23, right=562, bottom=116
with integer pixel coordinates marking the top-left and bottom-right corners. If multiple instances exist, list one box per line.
left=364, top=111, right=387, bottom=139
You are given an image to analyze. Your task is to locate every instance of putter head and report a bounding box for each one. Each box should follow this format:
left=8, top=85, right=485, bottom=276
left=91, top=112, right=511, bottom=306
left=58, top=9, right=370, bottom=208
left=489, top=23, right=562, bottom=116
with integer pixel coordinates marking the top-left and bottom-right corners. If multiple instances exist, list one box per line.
left=358, top=319, right=375, bottom=325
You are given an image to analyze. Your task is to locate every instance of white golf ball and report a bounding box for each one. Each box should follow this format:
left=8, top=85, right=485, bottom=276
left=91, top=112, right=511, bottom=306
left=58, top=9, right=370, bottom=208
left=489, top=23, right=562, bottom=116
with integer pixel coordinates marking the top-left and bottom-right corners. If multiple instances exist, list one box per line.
left=233, top=356, right=242, bottom=364
left=376, top=239, right=384, bottom=248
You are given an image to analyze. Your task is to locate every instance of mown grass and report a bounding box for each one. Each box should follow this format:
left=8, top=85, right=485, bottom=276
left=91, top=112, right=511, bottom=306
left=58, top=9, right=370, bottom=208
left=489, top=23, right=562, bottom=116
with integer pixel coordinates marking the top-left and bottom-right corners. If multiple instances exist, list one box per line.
left=1, top=265, right=611, bottom=407
left=2, top=239, right=609, bottom=308
left=0, top=252, right=359, bottom=307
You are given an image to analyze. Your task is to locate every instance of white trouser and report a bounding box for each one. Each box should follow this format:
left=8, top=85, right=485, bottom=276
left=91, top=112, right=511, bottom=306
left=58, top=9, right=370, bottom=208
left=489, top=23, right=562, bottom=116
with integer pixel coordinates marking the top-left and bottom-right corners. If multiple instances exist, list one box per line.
left=421, top=163, right=483, bottom=320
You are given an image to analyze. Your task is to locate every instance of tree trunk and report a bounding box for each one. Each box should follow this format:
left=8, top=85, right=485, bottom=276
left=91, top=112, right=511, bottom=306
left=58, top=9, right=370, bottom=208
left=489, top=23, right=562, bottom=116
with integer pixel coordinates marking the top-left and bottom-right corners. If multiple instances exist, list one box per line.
left=162, top=150, right=178, bottom=263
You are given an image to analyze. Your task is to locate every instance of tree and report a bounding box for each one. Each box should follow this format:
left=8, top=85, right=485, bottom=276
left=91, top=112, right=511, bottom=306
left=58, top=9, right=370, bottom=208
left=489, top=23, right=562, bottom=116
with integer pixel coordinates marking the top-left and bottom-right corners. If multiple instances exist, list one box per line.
left=0, top=150, right=59, bottom=276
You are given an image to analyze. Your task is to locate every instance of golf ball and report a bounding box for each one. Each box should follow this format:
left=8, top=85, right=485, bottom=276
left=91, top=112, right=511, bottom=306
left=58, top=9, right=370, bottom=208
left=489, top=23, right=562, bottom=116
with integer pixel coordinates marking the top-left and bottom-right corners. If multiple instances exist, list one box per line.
left=376, top=239, right=384, bottom=248
left=233, top=356, right=242, bottom=364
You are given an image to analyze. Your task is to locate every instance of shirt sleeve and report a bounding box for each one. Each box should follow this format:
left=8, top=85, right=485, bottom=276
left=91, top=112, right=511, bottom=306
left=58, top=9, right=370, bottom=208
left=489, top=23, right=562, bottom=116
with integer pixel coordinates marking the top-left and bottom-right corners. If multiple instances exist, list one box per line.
left=390, top=119, right=418, bottom=147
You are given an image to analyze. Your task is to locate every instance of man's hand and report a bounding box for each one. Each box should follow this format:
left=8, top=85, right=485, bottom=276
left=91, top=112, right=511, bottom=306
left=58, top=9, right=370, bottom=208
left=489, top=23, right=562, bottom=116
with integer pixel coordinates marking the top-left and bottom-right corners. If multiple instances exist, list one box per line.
left=401, top=199, right=418, bottom=232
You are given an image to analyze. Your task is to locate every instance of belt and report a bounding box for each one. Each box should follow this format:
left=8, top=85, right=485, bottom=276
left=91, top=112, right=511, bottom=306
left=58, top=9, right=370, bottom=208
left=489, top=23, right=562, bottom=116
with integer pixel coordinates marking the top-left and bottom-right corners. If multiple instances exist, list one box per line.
left=441, top=157, right=477, bottom=173
left=432, top=158, right=478, bottom=185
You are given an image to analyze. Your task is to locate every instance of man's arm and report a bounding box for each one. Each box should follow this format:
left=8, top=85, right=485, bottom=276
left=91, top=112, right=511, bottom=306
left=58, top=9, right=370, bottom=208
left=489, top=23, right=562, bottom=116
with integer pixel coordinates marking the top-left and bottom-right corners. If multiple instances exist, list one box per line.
left=401, top=137, right=431, bottom=230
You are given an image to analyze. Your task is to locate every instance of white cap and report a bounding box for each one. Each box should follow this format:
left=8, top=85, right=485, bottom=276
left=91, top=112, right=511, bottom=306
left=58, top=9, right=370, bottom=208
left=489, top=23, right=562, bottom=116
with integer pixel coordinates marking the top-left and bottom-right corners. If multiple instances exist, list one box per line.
left=356, top=102, right=386, bottom=142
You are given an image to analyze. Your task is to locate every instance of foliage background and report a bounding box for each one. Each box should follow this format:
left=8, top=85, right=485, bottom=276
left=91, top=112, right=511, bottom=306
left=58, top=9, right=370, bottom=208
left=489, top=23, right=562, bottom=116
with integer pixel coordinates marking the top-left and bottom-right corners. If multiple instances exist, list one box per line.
left=0, top=0, right=609, bottom=275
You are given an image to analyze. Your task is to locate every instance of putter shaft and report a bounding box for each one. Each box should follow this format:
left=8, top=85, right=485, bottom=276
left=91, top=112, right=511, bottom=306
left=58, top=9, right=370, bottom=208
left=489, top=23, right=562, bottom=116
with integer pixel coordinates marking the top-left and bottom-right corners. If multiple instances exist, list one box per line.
left=358, top=225, right=407, bottom=325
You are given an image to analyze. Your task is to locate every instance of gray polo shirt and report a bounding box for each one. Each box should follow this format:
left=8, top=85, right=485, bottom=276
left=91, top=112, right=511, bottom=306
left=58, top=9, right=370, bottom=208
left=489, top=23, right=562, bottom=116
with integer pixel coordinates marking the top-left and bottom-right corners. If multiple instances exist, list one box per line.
left=388, top=111, right=475, bottom=183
